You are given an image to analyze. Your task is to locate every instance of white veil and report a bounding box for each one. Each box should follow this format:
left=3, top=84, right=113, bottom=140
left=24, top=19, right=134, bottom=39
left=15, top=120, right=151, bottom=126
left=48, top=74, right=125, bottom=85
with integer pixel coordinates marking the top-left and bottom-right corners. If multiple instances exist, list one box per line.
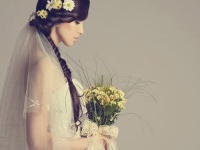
left=0, top=23, right=86, bottom=150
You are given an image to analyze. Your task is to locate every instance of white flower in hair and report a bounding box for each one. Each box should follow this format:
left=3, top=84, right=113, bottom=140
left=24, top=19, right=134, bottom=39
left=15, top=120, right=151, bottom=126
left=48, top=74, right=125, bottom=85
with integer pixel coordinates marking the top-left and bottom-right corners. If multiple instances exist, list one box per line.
left=37, top=10, right=48, bottom=19
left=29, top=12, right=36, bottom=22
left=53, top=0, right=63, bottom=9
left=63, top=0, right=75, bottom=11
left=46, top=0, right=55, bottom=11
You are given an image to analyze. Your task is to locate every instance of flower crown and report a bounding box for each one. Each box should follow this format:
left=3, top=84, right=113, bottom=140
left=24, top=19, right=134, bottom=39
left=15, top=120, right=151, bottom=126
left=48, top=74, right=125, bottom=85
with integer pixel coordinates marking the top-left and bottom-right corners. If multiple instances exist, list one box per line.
left=31, top=0, right=75, bottom=20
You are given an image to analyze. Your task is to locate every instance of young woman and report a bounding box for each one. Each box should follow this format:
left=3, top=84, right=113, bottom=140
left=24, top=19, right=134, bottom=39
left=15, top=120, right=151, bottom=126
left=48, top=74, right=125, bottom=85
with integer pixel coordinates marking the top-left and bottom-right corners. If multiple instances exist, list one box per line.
left=0, top=0, right=107, bottom=149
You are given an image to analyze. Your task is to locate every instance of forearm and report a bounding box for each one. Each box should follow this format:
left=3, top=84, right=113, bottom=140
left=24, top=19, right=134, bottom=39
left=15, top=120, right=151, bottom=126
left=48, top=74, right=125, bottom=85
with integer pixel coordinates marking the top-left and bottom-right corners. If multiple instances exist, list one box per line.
left=27, top=132, right=53, bottom=150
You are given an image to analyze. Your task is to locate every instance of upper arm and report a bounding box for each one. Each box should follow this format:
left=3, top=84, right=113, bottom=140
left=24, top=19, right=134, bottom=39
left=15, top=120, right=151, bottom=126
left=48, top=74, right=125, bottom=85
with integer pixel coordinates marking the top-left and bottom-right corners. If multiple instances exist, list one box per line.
left=25, top=58, right=54, bottom=150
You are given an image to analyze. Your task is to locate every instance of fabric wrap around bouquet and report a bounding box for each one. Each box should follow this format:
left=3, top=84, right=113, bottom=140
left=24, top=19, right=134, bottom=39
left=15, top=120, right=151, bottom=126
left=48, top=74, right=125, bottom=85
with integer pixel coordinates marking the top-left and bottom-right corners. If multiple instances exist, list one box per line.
left=80, top=85, right=127, bottom=150
left=81, top=120, right=119, bottom=150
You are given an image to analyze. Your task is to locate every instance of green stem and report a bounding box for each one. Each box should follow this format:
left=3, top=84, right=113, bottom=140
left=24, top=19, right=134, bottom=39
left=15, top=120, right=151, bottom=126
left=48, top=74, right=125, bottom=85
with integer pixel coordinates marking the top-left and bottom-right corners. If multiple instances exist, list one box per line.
left=93, top=97, right=98, bottom=125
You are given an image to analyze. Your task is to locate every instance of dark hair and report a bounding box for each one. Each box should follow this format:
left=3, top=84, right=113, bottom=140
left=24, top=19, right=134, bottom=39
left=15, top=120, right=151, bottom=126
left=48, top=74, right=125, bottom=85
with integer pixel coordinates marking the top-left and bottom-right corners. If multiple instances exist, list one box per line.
left=29, top=0, right=90, bottom=130
left=30, top=0, right=90, bottom=36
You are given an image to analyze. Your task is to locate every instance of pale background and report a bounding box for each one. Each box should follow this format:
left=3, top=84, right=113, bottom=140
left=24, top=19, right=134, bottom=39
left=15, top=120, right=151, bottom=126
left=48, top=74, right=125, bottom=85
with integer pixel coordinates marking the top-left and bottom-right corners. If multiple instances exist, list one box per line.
left=0, top=0, right=200, bottom=150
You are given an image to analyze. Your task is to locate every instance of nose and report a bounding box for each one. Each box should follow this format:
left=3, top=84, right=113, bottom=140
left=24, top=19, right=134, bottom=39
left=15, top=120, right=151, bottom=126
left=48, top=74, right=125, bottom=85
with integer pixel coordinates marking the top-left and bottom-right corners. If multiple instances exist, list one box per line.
left=78, top=22, right=84, bottom=35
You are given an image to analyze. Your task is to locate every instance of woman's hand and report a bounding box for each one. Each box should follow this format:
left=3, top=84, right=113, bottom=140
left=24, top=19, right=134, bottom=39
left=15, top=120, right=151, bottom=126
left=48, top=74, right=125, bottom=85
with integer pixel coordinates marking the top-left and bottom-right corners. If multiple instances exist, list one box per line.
left=99, top=135, right=108, bottom=150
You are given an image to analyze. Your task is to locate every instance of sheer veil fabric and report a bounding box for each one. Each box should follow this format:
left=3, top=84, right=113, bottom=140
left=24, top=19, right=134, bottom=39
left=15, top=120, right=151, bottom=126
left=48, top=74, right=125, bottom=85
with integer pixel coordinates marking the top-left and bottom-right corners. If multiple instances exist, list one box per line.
left=0, top=23, right=86, bottom=150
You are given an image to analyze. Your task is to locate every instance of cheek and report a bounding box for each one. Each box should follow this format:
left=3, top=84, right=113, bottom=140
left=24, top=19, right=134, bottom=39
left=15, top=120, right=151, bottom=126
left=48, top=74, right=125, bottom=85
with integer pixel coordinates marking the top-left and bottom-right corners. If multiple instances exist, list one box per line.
left=57, top=30, right=74, bottom=46
left=60, top=27, right=75, bottom=38
left=57, top=28, right=68, bottom=41
left=56, top=23, right=78, bottom=46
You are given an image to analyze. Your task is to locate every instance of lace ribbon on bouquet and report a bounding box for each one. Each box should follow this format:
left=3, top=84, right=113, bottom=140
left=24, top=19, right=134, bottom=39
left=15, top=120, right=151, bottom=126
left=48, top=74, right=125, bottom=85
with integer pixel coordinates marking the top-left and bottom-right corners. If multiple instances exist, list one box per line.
left=81, top=120, right=119, bottom=150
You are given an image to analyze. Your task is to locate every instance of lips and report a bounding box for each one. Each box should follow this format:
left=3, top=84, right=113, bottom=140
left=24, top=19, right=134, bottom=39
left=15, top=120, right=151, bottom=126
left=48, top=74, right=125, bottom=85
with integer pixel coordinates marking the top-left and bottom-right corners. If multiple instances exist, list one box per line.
left=73, top=37, right=79, bottom=42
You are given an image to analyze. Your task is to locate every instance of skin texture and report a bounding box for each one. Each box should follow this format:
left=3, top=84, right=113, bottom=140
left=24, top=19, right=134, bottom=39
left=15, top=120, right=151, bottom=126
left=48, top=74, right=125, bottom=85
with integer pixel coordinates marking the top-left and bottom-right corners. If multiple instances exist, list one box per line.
left=50, top=21, right=84, bottom=46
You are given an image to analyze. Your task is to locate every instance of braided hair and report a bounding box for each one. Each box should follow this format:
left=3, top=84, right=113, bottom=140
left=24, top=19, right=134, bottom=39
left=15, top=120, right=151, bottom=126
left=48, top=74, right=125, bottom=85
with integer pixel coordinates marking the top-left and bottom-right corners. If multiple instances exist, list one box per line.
left=29, top=0, right=90, bottom=130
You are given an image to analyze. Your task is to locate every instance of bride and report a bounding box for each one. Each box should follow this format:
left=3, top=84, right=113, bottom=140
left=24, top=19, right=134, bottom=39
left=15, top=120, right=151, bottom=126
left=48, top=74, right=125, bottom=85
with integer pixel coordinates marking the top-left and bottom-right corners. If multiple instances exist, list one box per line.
left=0, top=0, right=107, bottom=149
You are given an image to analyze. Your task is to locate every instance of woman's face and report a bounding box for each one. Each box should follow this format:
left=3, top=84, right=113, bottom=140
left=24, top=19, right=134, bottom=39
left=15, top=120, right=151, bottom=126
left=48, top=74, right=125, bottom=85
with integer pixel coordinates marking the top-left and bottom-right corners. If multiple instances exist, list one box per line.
left=55, top=20, right=84, bottom=47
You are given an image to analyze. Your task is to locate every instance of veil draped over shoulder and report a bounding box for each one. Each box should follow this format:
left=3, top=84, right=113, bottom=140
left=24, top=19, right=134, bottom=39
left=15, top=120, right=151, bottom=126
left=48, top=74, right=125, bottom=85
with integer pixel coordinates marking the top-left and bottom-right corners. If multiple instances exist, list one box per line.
left=0, top=23, right=86, bottom=150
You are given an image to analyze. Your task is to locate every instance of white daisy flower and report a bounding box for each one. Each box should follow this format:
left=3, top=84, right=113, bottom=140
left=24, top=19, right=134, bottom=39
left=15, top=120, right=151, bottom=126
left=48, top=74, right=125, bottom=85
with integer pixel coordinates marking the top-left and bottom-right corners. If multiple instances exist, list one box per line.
left=53, top=0, right=63, bottom=9
left=46, top=0, right=55, bottom=11
left=63, top=0, right=75, bottom=11
left=37, top=10, right=48, bottom=19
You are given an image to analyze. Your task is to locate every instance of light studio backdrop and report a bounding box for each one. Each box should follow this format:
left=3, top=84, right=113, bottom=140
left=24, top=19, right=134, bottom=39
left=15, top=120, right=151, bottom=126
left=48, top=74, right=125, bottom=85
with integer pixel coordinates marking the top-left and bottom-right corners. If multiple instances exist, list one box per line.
left=0, top=0, right=200, bottom=150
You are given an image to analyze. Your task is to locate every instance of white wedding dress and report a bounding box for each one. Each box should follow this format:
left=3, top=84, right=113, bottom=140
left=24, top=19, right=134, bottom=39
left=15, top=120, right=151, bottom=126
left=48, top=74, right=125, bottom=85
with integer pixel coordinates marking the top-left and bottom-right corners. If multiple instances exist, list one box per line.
left=0, top=24, right=87, bottom=150
left=47, top=78, right=87, bottom=149
left=0, top=23, right=113, bottom=150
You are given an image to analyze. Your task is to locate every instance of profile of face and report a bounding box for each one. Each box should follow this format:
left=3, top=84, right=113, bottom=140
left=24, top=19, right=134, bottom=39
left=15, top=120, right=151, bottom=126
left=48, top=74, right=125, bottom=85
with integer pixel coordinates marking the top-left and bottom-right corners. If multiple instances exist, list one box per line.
left=54, top=20, right=84, bottom=47
left=32, top=0, right=90, bottom=46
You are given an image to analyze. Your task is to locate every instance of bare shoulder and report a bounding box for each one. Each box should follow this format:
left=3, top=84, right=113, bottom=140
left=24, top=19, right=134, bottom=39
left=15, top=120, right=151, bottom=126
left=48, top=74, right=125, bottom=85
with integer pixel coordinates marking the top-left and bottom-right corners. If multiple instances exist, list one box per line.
left=30, top=56, right=55, bottom=75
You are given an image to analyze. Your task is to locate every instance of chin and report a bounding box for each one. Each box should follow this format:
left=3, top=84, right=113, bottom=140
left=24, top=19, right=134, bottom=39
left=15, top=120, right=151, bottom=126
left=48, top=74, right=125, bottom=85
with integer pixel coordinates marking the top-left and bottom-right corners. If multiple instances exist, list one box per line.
left=63, top=42, right=74, bottom=47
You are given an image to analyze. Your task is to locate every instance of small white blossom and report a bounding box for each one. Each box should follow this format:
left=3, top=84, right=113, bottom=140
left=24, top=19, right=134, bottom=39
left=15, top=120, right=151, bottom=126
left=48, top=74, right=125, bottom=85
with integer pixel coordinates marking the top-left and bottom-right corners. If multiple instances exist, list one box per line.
left=46, top=0, right=55, bottom=11
left=63, top=0, right=75, bottom=11
left=29, top=12, right=36, bottom=22
left=37, top=10, right=48, bottom=19
left=53, top=0, right=63, bottom=9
